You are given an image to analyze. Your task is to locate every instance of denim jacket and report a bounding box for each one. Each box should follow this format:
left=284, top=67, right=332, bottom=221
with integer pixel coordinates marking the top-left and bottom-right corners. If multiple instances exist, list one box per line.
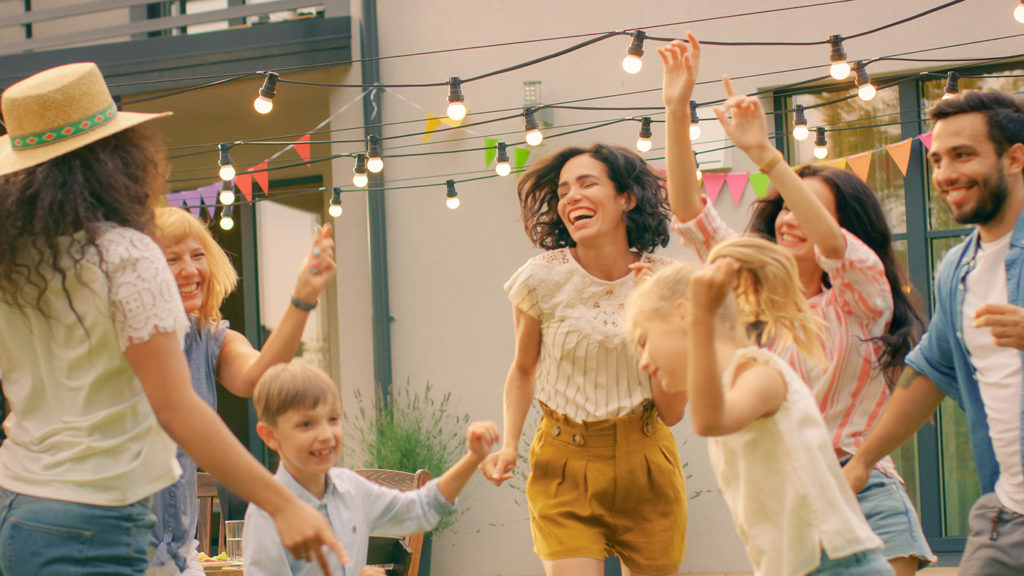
left=906, top=207, right=1024, bottom=494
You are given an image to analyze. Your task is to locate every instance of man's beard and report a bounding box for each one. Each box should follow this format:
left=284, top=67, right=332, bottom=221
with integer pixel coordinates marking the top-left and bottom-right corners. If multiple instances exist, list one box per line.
left=950, top=165, right=1010, bottom=226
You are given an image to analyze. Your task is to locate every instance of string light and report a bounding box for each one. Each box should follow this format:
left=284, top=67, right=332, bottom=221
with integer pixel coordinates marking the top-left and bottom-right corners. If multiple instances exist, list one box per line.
left=329, top=187, right=343, bottom=218
left=217, top=143, right=235, bottom=181
left=636, top=117, right=653, bottom=152
left=854, top=62, right=876, bottom=101
left=813, top=127, right=829, bottom=159
left=524, top=107, right=544, bottom=146
left=446, top=76, right=467, bottom=121
left=219, top=180, right=235, bottom=205
left=622, top=30, right=646, bottom=74
left=445, top=179, right=460, bottom=210
left=366, top=135, right=384, bottom=173
left=495, top=142, right=512, bottom=176
left=1016, top=0, right=1024, bottom=23
left=253, top=72, right=279, bottom=115
left=219, top=204, right=234, bottom=230
left=942, top=71, right=960, bottom=99
left=689, top=100, right=702, bottom=140
left=828, top=35, right=851, bottom=80
left=793, top=104, right=810, bottom=141
left=352, top=153, right=369, bottom=187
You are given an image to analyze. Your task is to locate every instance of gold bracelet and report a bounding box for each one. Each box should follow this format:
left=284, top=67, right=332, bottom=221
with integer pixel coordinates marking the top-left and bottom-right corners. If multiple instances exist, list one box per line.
left=758, top=150, right=785, bottom=174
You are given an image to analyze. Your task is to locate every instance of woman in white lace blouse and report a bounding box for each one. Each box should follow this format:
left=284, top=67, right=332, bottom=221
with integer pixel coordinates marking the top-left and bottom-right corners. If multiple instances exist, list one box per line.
left=480, top=144, right=688, bottom=576
left=0, top=63, right=344, bottom=575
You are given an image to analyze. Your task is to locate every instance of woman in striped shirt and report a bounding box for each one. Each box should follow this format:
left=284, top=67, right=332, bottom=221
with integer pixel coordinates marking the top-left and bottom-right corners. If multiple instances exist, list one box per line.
left=660, top=37, right=934, bottom=574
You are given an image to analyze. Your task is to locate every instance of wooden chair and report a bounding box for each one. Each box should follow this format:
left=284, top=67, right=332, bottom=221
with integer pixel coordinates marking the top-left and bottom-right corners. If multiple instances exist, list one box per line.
left=354, top=468, right=432, bottom=576
left=197, top=472, right=226, bottom=557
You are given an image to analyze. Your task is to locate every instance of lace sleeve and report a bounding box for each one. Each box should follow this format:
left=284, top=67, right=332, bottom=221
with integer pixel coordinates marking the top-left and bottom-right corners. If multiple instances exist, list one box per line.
left=504, top=257, right=544, bottom=320
left=101, top=227, right=189, bottom=350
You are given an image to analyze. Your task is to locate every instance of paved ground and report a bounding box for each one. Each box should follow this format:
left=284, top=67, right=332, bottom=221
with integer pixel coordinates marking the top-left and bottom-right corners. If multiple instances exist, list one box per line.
left=681, top=569, right=958, bottom=575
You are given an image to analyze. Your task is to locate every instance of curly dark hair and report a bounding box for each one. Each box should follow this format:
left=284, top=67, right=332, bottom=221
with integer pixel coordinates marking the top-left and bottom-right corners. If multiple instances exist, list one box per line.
left=517, top=143, right=671, bottom=252
left=0, top=124, right=167, bottom=321
left=746, top=164, right=926, bottom=388
left=928, top=89, right=1024, bottom=155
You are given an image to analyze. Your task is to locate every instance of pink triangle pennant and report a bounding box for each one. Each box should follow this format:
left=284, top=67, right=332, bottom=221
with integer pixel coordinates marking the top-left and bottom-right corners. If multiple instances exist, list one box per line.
left=251, top=162, right=269, bottom=196
left=234, top=174, right=253, bottom=203
left=294, top=134, right=311, bottom=167
left=846, top=151, right=872, bottom=183
left=918, top=131, right=933, bottom=151
left=885, top=138, right=913, bottom=177
left=725, top=172, right=749, bottom=206
left=196, top=182, right=220, bottom=219
left=702, top=173, right=727, bottom=205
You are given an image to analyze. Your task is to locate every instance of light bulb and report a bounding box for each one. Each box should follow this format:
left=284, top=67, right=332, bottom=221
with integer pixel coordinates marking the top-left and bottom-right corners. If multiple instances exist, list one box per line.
left=828, top=35, right=850, bottom=80
left=219, top=164, right=235, bottom=181
left=366, top=135, right=383, bottom=173
left=219, top=205, right=234, bottom=230
left=353, top=172, right=368, bottom=187
left=854, top=63, right=875, bottom=101
left=253, top=72, right=278, bottom=115
left=689, top=124, right=702, bottom=140
left=496, top=161, right=512, bottom=176
left=813, top=127, right=828, bottom=159
left=695, top=167, right=702, bottom=181
left=219, top=186, right=235, bottom=206
left=689, top=101, right=701, bottom=140
left=446, top=101, right=467, bottom=121
left=943, top=71, right=960, bottom=100
left=793, top=124, right=810, bottom=141
left=858, top=83, right=876, bottom=101
left=1016, top=1, right=1024, bottom=23
left=352, top=153, right=368, bottom=187
left=329, top=187, right=342, bottom=218
left=622, top=30, right=646, bottom=74
left=523, top=108, right=543, bottom=146
left=445, top=179, right=459, bottom=209
left=813, top=146, right=828, bottom=159
left=526, top=129, right=544, bottom=146
left=367, top=156, right=384, bottom=173
left=636, top=117, right=653, bottom=152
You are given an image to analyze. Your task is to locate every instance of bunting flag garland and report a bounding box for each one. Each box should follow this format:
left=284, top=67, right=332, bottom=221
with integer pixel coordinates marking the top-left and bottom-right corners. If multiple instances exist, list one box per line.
left=234, top=173, right=253, bottom=202
left=918, top=131, right=933, bottom=151
left=748, top=173, right=772, bottom=198
left=846, top=151, right=872, bottom=182
left=482, top=138, right=531, bottom=177
left=424, top=112, right=466, bottom=143
left=484, top=137, right=498, bottom=168
left=196, top=182, right=220, bottom=219
left=725, top=173, right=749, bottom=206
left=702, top=173, right=727, bottom=205
left=513, top=147, right=531, bottom=176
left=181, top=188, right=202, bottom=218
left=885, top=138, right=914, bottom=177
left=294, top=134, right=311, bottom=166
left=166, top=190, right=187, bottom=209
left=823, top=158, right=848, bottom=171
left=251, top=162, right=269, bottom=196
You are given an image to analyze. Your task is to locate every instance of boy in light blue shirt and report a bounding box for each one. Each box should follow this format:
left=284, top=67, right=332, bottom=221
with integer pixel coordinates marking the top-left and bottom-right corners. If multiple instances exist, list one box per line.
left=242, top=362, right=499, bottom=576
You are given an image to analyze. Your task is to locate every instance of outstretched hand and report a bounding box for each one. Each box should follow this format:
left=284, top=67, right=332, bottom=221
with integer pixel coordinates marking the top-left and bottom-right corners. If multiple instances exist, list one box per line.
left=466, top=421, right=501, bottom=459
left=712, top=75, right=776, bottom=166
left=294, top=223, right=338, bottom=303
left=479, top=446, right=516, bottom=487
left=659, top=32, right=701, bottom=109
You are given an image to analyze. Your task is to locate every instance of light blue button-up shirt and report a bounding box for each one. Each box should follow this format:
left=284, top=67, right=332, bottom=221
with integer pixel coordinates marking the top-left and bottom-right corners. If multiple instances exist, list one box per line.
left=243, top=465, right=455, bottom=576
left=906, top=207, right=1024, bottom=494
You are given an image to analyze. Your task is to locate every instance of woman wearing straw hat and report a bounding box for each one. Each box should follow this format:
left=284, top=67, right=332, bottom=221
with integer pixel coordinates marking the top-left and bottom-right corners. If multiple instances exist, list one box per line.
left=0, top=62, right=347, bottom=575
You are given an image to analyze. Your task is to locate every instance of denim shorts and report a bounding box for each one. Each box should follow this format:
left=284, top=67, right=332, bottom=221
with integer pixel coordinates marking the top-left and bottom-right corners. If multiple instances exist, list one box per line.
left=0, top=486, right=155, bottom=576
left=841, top=458, right=937, bottom=568
left=806, top=548, right=894, bottom=576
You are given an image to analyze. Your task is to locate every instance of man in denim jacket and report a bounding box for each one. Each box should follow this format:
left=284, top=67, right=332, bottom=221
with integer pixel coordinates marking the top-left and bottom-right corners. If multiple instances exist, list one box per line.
left=844, top=89, right=1024, bottom=574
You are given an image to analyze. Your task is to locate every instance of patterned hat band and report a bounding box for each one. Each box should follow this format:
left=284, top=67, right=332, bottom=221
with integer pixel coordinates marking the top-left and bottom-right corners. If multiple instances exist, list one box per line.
left=11, top=103, right=118, bottom=150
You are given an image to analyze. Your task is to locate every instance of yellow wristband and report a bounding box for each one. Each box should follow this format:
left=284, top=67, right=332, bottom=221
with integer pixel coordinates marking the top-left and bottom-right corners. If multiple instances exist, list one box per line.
left=758, top=150, right=785, bottom=174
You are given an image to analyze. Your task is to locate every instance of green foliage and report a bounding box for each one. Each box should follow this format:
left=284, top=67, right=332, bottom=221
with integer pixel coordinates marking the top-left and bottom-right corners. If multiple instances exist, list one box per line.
left=347, top=378, right=470, bottom=534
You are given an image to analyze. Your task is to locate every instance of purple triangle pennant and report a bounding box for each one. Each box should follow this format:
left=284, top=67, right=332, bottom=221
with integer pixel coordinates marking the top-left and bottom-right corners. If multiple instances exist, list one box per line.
left=196, top=182, right=220, bottom=219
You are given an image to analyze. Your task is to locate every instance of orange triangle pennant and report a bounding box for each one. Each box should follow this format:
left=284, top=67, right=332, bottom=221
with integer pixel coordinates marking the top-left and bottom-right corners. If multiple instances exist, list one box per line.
left=294, top=134, right=311, bottom=167
left=251, top=162, right=269, bottom=196
left=234, top=174, right=252, bottom=203
left=885, top=138, right=913, bottom=177
left=846, top=151, right=872, bottom=182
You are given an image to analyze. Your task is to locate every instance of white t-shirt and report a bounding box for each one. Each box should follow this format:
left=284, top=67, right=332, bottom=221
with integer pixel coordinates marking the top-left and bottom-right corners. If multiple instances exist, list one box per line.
left=504, top=248, right=675, bottom=421
left=963, top=230, right=1024, bottom=515
left=0, top=224, right=186, bottom=506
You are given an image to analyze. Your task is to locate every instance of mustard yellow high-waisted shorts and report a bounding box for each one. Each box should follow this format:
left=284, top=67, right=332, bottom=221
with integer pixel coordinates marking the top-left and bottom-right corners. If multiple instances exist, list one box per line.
left=526, top=402, right=687, bottom=574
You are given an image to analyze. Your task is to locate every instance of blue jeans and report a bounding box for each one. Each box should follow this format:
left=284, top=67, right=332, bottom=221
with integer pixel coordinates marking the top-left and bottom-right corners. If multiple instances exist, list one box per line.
left=807, top=548, right=894, bottom=575
left=0, top=487, right=154, bottom=576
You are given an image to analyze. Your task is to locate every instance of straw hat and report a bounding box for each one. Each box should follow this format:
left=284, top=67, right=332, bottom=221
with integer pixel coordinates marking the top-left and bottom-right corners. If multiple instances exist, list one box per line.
left=0, top=62, right=171, bottom=178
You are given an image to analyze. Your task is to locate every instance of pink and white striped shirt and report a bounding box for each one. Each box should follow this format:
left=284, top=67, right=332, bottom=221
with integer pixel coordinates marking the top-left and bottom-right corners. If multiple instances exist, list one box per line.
left=674, top=202, right=900, bottom=479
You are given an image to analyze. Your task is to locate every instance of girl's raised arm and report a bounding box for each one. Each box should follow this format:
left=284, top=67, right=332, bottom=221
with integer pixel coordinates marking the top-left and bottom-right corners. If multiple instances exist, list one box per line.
left=713, top=76, right=846, bottom=258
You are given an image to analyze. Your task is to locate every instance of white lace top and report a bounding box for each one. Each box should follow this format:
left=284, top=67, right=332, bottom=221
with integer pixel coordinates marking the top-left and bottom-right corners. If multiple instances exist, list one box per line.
left=710, top=348, right=882, bottom=576
left=505, top=248, right=675, bottom=421
left=0, top=224, right=186, bottom=506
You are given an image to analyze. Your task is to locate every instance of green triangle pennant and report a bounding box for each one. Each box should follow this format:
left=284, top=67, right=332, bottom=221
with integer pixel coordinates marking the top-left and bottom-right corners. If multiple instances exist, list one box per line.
left=514, top=147, right=531, bottom=177
left=484, top=138, right=497, bottom=168
left=749, top=173, right=772, bottom=198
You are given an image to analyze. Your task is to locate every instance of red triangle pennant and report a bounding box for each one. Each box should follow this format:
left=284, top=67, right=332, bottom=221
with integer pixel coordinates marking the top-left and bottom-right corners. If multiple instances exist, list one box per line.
left=234, top=174, right=253, bottom=203
left=702, top=173, right=727, bottom=205
left=295, top=134, right=311, bottom=167
left=251, top=162, right=269, bottom=196
left=725, top=173, right=749, bottom=206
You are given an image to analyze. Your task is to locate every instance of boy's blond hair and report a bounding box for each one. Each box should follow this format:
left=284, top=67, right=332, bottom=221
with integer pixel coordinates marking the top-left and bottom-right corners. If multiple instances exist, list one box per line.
left=627, top=235, right=825, bottom=363
left=254, top=362, right=341, bottom=426
left=153, top=206, right=238, bottom=326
